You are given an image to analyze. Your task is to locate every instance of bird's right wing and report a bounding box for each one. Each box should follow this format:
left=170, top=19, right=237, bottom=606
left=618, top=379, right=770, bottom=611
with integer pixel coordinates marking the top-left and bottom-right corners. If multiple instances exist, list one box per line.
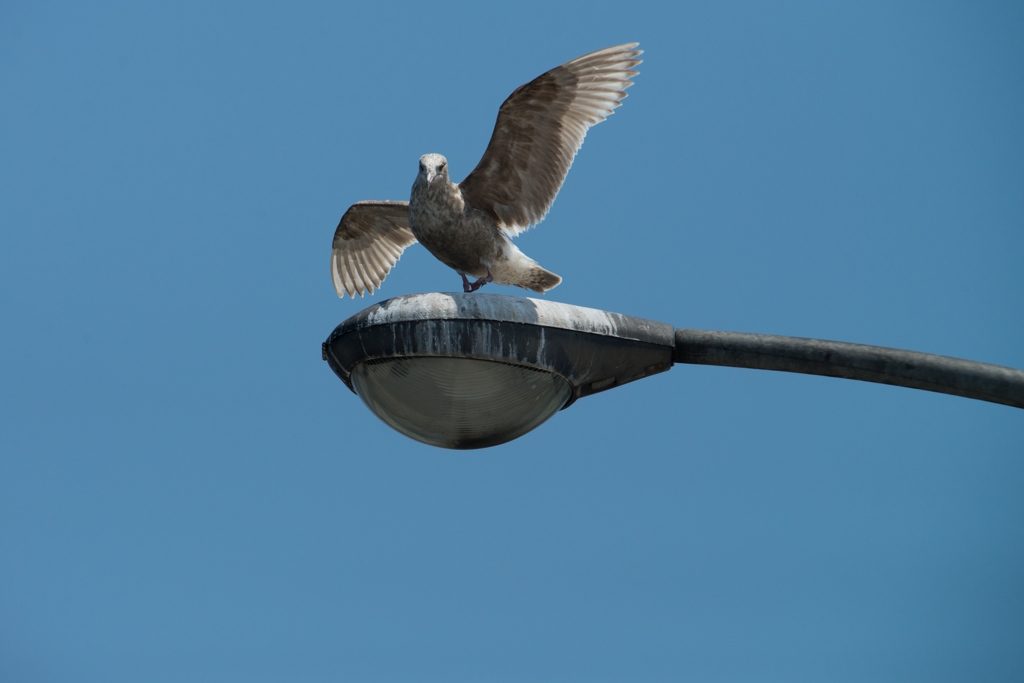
left=331, top=201, right=417, bottom=298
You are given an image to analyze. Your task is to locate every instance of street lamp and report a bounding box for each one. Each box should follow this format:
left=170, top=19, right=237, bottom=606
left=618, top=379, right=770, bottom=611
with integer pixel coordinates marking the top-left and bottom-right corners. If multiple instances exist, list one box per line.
left=322, top=293, right=1024, bottom=449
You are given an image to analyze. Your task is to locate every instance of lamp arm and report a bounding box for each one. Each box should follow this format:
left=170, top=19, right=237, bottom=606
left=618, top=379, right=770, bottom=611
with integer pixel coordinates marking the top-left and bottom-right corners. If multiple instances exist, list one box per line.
left=673, top=329, right=1024, bottom=409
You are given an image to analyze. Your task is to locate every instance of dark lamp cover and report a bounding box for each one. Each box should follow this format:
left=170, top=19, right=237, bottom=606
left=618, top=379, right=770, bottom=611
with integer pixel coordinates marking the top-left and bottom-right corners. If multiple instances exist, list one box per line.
left=351, top=357, right=572, bottom=449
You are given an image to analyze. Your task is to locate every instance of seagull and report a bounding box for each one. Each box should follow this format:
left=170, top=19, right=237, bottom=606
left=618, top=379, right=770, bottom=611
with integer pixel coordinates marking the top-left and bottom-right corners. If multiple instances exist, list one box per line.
left=330, top=43, right=642, bottom=298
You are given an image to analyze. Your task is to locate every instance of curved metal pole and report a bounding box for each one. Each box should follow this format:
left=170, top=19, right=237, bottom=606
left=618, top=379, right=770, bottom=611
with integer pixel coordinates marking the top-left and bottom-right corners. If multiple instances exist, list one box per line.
left=674, top=329, right=1024, bottom=409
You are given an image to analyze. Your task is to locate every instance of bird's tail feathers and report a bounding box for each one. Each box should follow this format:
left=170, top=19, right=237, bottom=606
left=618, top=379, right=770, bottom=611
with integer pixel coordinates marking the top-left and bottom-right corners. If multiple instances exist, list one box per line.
left=492, top=240, right=562, bottom=293
left=496, top=262, right=561, bottom=293
left=523, top=266, right=562, bottom=293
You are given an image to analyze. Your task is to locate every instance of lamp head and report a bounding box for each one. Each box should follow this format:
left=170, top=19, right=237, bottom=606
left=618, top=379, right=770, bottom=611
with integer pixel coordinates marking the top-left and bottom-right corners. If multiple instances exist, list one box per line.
left=323, top=293, right=675, bottom=449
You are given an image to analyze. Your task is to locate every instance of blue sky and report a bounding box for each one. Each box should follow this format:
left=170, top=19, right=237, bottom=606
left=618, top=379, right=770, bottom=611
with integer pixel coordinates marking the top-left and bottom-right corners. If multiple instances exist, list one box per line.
left=1, top=1, right=1022, bottom=681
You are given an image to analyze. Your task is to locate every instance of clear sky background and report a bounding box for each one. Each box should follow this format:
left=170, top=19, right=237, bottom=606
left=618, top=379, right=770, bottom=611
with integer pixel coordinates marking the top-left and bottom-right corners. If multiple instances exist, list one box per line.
left=2, top=1, right=1022, bottom=681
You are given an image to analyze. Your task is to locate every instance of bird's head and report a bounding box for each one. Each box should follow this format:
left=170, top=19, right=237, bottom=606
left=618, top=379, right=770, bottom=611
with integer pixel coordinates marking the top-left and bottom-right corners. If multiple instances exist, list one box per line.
left=418, top=153, right=448, bottom=186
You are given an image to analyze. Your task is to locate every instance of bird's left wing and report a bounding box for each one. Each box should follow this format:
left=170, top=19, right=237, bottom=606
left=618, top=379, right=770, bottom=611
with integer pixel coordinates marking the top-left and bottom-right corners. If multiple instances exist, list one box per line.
left=459, top=43, right=642, bottom=237
left=331, top=201, right=417, bottom=298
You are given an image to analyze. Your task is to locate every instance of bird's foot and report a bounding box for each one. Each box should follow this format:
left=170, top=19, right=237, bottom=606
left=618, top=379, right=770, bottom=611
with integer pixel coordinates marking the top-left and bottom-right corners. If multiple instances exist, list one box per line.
left=460, top=270, right=493, bottom=293
left=466, top=269, right=493, bottom=293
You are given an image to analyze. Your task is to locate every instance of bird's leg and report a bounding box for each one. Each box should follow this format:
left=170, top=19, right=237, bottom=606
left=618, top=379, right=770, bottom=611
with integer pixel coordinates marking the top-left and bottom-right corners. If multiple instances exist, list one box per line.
left=467, top=268, right=494, bottom=293
left=460, top=273, right=474, bottom=293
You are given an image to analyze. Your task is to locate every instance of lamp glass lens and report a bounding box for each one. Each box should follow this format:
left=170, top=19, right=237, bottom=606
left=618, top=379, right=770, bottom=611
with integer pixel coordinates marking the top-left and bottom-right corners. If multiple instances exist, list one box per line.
left=351, top=357, right=571, bottom=449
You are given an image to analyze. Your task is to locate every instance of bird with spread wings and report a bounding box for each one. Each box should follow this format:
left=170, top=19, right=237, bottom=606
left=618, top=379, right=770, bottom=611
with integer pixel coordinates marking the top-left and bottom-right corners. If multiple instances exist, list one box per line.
left=330, top=43, right=642, bottom=298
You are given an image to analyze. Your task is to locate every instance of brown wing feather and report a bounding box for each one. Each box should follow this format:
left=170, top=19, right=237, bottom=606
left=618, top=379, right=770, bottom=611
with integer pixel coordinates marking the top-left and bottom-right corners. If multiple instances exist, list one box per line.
left=458, top=43, right=642, bottom=237
left=331, top=201, right=417, bottom=298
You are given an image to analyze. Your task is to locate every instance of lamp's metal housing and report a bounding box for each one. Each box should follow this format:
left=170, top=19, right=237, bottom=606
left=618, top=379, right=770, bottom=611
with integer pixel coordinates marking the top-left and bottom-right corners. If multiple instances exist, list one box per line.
left=323, top=293, right=1024, bottom=448
left=323, top=293, right=675, bottom=448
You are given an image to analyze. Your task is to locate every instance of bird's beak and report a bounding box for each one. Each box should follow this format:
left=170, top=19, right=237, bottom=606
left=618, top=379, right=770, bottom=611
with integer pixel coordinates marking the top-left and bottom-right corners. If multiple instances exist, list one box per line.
left=426, top=170, right=436, bottom=184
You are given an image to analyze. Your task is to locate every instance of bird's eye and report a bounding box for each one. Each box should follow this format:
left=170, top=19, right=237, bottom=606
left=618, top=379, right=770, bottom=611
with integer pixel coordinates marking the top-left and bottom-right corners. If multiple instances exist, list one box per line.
left=439, top=162, right=446, bottom=171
